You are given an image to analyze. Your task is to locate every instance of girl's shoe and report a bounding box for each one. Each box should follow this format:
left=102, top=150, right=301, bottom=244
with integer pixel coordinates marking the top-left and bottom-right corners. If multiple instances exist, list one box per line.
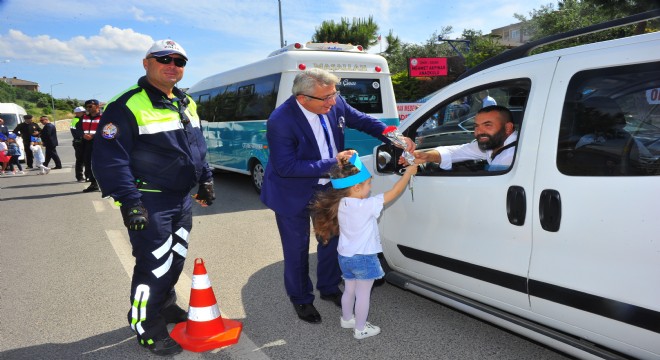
left=340, top=316, right=355, bottom=329
left=354, top=322, right=380, bottom=339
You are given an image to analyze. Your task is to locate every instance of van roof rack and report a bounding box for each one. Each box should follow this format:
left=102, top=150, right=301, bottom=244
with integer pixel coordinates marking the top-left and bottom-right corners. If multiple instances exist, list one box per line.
left=457, top=9, right=660, bottom=81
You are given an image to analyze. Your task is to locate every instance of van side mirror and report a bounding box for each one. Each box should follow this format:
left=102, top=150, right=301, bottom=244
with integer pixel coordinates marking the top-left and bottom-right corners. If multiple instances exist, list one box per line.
left=376, top=143, right=397, bottom=173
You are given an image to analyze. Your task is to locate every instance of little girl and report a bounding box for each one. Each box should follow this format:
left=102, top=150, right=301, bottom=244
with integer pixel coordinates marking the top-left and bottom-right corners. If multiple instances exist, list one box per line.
left=30, top=136, right=50, bottom=175
left=311, top=153, right=417, bottom=340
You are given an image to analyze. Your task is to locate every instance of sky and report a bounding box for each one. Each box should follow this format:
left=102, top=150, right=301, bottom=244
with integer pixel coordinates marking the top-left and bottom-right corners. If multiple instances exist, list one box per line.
left=0, top=0, right=553, bottom=105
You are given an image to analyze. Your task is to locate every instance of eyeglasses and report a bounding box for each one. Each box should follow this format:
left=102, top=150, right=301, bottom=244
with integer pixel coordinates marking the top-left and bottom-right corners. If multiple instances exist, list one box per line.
left=303, top=91, right=340, bottom=103
left=148, top=55, right=187, bottom=68
left=85, top=105, right=96, bottom=108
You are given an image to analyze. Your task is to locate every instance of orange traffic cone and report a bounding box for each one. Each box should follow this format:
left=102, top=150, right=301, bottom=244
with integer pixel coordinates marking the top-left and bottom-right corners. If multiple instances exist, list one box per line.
left=170, top=258, right=242, bottom=352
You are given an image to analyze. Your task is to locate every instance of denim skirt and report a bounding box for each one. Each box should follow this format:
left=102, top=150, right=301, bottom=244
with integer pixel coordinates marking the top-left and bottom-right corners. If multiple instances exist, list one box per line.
left=338, top=254, right=385, bottom=280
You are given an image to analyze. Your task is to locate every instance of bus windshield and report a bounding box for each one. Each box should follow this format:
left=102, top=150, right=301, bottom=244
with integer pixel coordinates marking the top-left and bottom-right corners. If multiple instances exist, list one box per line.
left=337, top=78, right=383, bottom=114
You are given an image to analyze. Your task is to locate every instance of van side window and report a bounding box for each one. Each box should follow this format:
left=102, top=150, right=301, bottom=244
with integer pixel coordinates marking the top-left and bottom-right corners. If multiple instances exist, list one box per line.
left=556, top=62, right=660, bottom=176
left=411, top=80, right=529, bottom=175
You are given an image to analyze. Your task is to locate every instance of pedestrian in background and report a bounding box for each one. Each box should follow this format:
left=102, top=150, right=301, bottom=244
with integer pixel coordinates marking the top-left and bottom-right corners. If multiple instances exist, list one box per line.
left=0, top=118, right=9, bottom=136
left=0, top=133, right=10, bottom=175
left=6, top=133, right=24, bottom=174
left=92, top=39, right=215, bottom=356
left=70, top=106, right=86, bottom=182
left=80, top=99, right=101, bottom=191
left=39, top=116, right=62, bottom=169
left=13, top=114, right=41, bottom=169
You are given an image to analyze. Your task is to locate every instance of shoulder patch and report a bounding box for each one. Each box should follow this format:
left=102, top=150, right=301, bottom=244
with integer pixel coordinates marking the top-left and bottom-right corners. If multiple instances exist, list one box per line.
left=101, top=123, right=118, bottom=139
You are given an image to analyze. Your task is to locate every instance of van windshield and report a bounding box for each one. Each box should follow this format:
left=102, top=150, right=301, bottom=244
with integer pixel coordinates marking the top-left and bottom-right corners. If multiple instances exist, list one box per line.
left=0, top=113, right=19, bottom=129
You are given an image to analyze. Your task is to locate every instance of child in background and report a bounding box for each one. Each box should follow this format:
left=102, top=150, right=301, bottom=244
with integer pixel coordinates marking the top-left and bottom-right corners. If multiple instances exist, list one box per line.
left=311, top=153, right=417, bottom=340
left=6, top=134, right=24, bottom=175
left=30, top=136, right=50, bottom=175
left=0, top=133, right=11, bottom=175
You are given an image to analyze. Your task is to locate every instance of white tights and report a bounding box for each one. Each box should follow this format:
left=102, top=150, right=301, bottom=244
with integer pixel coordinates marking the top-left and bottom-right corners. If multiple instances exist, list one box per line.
left=341, top=279, right=374, bottom=331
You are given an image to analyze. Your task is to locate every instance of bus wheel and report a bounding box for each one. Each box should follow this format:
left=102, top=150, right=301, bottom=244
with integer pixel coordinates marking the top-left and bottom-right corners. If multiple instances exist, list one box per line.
left=251, top=160, right=264, bottom=194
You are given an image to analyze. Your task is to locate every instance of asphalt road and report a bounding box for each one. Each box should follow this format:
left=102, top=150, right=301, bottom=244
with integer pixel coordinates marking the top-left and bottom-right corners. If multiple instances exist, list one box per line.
left=0, top=129, right=571, bottom=359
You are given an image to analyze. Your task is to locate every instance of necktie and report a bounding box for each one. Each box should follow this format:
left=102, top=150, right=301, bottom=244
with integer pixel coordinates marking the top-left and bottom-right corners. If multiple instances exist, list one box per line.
left=319, top=114, right=333, bottom=158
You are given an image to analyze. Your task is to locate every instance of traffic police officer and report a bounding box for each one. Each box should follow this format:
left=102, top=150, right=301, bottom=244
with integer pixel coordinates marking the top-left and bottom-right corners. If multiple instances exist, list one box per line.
left=92, top=39, right=215, bottom=356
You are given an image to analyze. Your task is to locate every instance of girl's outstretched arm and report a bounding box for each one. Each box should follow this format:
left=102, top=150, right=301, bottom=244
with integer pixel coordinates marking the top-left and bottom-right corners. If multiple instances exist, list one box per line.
left=383, top=165, right=417, bottom=204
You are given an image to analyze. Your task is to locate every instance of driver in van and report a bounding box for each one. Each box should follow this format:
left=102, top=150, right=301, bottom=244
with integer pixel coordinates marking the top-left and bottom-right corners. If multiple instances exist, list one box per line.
left=402, top=105, right=517, bottom=171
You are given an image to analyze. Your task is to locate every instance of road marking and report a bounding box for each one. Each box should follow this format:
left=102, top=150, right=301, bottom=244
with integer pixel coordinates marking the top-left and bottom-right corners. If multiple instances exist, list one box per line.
left=105, top=229, right=269, bottom=359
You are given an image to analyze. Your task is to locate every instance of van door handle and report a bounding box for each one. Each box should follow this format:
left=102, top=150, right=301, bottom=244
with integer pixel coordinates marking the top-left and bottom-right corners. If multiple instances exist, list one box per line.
left=506, top=186, right=526, bottom=226
left=539, top=189, right=561, bottom=232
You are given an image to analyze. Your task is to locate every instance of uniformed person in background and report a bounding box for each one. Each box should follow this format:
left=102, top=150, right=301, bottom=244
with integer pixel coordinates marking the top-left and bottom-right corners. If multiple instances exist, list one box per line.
left=80, top=99, right=102, bottom=191
left=92, top=39, right=215, bottom=356
left=70, top=106, right=86, bottom=182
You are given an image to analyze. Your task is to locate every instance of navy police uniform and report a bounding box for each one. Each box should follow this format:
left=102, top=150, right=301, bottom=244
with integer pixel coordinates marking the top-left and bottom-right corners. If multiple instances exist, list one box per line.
left=92, top=75, right=213, bottom=344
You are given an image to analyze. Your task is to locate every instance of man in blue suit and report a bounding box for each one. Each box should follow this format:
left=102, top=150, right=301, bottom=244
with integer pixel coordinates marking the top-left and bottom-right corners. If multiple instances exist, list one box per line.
left=261, top=68, right=414, bottom=323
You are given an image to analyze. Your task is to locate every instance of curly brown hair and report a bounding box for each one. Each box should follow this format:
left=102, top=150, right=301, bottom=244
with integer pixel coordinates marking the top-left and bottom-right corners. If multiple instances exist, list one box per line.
left=310, top=162, right=360, bottom=245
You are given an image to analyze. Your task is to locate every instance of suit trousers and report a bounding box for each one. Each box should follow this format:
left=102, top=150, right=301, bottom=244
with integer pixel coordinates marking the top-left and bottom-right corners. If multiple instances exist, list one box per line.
left=275, top=208, right=342, bottom=305
left=43, top=145, right=61, bottom=168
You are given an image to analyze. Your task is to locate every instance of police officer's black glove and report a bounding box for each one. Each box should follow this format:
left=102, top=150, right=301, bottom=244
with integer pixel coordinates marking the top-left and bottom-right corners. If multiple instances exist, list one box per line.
left=120, top=202, right=149, bottom=231
left=194, top=181, right=215, bottom=207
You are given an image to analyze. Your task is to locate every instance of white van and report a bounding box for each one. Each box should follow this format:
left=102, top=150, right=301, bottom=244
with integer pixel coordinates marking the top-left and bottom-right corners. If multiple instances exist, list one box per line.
left=369, top=11, right=660, bottom=359
left=0, top=102, right=28, bottom=160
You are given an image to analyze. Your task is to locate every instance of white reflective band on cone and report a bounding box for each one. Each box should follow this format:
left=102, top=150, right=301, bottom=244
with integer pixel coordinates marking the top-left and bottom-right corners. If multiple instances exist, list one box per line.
left=152, top=253, right=173, bottom=278
left=191, top=274, right=211, bottom=290
left=188, top=304, right=221, bottom=322
left=176, top=227, right=190, bottom=243
left=152, top=235, right=173, bottom=260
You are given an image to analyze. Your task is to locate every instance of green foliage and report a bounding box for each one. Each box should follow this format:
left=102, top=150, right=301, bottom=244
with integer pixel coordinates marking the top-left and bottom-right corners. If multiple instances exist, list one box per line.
left=462, top=30, right=508, bottom=69
left=514, top=0, right=660, bottom=54
left=312, top=16, right=380, bottom=49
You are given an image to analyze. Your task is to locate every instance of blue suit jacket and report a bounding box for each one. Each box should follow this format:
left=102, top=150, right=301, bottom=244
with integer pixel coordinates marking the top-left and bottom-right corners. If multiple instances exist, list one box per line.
left=261, top=95, right=388, bottom=216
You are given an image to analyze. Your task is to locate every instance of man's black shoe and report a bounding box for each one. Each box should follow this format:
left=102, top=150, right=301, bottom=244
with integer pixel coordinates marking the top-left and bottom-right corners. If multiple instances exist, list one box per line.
left=138, top=334, right=183, bottom=356
left=82, top=183, right=99, bottom=193
left=320, top=292, right=342, bottom=307
left=293, top=303, right=322, bottom=324
left=160, top=304, right=188, bottom=324
left=52, top=166, right=63, bottom=169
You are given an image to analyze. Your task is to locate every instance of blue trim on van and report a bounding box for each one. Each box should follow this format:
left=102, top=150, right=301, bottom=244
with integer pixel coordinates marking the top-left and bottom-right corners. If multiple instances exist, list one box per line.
left=397, top=244, right=660, bottom=334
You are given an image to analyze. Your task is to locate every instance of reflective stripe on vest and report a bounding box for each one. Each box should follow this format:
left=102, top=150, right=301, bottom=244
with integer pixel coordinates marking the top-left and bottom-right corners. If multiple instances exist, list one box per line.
left=126, top=91, right=200, bottom=135
left=82, top=117, right=100, bottom=134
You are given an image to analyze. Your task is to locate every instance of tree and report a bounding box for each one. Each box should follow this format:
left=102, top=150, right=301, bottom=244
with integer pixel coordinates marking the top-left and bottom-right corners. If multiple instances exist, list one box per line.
left=311, top=16, right=379, bottom=49
left=514, top=0, right=660, bottom=53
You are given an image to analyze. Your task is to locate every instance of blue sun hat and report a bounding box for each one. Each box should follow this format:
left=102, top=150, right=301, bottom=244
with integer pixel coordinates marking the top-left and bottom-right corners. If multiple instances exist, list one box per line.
left=8, top=133, right=17, bottom=139
left=31, top=136, right=41, bottom=143
left=330, top=153, right=372, bottom=189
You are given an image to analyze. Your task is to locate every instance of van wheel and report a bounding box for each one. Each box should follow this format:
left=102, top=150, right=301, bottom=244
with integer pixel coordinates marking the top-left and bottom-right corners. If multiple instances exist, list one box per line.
left=250, top=160, right=264, bottom=194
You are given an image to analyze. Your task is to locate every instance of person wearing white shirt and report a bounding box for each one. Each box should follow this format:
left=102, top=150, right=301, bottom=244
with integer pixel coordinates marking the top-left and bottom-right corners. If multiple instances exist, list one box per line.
left=406, top=105, right=517, bottom=171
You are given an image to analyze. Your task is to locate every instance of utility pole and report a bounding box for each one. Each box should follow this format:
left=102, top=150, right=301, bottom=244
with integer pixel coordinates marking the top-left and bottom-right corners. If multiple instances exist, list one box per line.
left=278, top=0, right=285, bottom=48
left=50, top=83, right=63, bottom=120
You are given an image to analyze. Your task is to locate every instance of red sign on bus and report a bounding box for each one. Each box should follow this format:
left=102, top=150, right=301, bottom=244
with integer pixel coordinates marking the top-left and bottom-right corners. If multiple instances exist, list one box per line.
left=409, top=57, right=448, bottom=77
